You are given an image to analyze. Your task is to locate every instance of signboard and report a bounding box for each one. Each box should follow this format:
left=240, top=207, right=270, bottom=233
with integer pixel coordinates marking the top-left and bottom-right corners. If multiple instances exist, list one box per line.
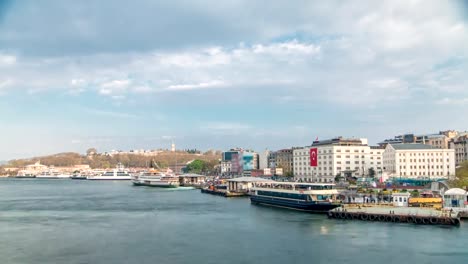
left=310, top=148, right=318, bottom=167
left=263, top=168, right=272, bottom=176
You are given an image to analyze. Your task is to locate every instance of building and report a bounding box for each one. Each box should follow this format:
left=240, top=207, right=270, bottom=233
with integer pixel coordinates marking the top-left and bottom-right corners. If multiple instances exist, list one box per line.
left=450, top=135, right=468, bottom=166
left=221, top=149, right=259, bottom=176
left=258, top=149, right=270, bottom=170
left=220, top=161, right=232, bottom=175
left=274, top=149, right=294, bottom=176
left=382, top=143, right=455, bottom=179
left=293, top=137, right=383, bottom=183
left=380, top=130, right=459, bottom=149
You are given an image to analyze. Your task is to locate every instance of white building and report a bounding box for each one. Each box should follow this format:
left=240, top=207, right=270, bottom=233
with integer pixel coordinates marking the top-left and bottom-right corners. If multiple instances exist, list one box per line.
left=293, top=137, right=383, bottom=183
left=220, top=161, right=232, bottom=174
left=383, top=143, right=455, bottom=179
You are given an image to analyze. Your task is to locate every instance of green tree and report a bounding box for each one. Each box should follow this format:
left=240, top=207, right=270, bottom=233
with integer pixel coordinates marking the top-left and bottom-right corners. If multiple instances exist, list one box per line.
left=185, top=159, right=206, bottom=174
left=449, top=161, right=468, bottom=188
left=368, top=167, right=376, bottom=178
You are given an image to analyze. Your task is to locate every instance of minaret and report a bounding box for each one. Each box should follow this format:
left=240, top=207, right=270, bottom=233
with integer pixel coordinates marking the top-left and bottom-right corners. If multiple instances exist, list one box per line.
left=171, top=140, right=175, bottom=152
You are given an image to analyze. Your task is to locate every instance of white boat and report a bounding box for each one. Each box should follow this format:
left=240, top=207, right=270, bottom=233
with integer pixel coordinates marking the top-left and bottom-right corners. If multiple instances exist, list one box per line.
left=132, top=170, right=180, bottom=188
left=36, top=171, right=71, bottom=179
left=87, top=163, right=132, bottom=180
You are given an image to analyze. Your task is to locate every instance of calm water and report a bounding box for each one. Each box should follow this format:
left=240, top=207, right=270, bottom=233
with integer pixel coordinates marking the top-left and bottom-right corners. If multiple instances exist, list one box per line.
left=0, top=179, right=467, bottom=264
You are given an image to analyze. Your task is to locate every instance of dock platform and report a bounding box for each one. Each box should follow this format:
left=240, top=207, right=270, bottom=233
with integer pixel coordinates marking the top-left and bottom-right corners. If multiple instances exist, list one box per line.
left=200, top=188, right=247, bottom=197
left=328, top=205, right=461, bottom=226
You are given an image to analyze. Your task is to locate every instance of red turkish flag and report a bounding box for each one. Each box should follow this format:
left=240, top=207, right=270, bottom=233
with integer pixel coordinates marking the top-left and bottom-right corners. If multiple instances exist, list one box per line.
left=310, top=148, right=318, bottom=167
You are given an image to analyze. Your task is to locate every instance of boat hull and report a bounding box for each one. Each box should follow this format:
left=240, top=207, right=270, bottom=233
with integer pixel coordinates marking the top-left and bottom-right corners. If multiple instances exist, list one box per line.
left=132, top=180, right=179, bottom=188
left=14, top=176, right=36, bottom=179
left=87, top=176, right=131, bottom=180
left=250, top=195, right=340, bottom=213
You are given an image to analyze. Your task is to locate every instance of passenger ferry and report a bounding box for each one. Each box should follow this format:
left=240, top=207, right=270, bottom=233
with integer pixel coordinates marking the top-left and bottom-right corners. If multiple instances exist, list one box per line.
left=132, top=170, right=180, bottom=188
left=250, top=182, right=341, bottom=213
left=87, top=163, right=132, bottom=180
left=36, top=171, right=71, bottom=179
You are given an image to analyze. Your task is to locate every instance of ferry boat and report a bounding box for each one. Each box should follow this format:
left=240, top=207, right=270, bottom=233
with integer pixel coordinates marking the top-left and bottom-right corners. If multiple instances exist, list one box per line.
left=250, top=182, right=341, bottom=213
left=14, top=171, right=36, bottom=178
left=87, top=163, right=132, bottom=180
left=36, top=171, right=71, bottom=179
left=132, top=170, right=180, bottom=188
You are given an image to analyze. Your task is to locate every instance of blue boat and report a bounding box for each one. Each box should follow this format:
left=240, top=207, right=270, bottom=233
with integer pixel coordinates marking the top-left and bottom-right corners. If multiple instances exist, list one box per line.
left=250, top=182, right=341, bottom=213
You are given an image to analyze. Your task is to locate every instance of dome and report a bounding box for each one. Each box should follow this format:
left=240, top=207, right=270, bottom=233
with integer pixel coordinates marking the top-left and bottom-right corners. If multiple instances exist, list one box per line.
left=444, top=188, right=467, bottom=196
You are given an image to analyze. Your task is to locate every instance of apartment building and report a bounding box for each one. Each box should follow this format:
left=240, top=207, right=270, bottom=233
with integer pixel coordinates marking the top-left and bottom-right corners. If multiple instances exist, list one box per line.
left=293, top=137, right=383, bottom=183
left=383, top=143, right=455, bottom=179
left=450, top=135, right=468, bottom=166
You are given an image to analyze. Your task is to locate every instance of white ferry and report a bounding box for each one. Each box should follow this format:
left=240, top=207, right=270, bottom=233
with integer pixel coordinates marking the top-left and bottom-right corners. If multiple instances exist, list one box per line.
left=132, top=170, right=180, bottom=188
left=87, top=163, right=132, bottom=180
left=250, top=182, right=341, bottom=213
left=36, top=171, right=71, bottom=179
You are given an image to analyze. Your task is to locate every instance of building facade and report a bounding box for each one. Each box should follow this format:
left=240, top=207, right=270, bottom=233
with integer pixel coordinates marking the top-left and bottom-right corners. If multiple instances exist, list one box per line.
left=293, top=137, right=383, bottom=183
left=383, top=143, right=455, bottom=179
left=450, top=135, right=468, bottom=166
left=274, top=149, right=294, bottom=176
left=221, top=149, right=259, bottom=176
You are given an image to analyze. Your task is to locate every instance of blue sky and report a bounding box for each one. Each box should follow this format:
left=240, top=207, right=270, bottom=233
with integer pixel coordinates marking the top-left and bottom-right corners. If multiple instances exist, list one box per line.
left=0, top=0, right=468, bottom=160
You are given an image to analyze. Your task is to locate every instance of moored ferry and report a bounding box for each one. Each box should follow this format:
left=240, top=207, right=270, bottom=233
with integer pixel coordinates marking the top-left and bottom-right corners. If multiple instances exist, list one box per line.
left=250, top=182, right=341, bottom=213
left=132, top=170, right=180, bottom=188
left=87, top=163, right=132, bottom=180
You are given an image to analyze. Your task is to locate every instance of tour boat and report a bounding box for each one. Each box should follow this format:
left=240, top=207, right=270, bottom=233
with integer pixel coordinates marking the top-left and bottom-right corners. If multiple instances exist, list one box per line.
left=250, top=182, right=341, bottom=213
left=87, top=163, right=132, bottom=180
left=132, top=170, right=180, bottom=188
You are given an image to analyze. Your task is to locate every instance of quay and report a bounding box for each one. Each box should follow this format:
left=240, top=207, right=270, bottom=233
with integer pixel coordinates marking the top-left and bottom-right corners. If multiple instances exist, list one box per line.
left=328, top=205, right=461, bottom=226
left=200, top=187, right=247, bottom=197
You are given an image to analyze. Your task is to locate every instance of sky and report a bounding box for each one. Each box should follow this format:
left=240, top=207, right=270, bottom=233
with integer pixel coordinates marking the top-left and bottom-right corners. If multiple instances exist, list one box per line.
left=0, top=0, right=467, bottom=160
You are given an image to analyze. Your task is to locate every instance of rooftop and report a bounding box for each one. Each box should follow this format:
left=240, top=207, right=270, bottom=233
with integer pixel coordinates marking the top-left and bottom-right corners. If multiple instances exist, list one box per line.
left=390, top=143, right=438, bottom=150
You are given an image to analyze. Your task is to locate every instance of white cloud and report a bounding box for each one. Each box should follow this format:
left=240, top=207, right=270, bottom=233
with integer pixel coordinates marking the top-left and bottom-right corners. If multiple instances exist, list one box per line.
left=166, top=80, right=227, bottom=91
left=0, top=54, right=16, bottom=66
left=436, top=97, right=468, bottom=105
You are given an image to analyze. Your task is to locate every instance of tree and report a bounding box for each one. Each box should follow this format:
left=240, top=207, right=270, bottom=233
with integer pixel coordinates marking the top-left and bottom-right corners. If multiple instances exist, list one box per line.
left=449, top=161, right=468, bottom=189
left=185, top=159, right=206, bottom=174
left=368, top=167, right=376, bottom=178
left=86, top=148, right=97, bottom=156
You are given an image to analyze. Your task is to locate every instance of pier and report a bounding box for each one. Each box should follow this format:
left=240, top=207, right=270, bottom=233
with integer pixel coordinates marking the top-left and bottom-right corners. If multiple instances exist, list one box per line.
left=328, top=205, right=461, bottom=226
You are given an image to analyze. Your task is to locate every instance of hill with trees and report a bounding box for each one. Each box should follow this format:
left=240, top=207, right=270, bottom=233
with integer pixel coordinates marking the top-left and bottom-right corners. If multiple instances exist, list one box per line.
left=3, top=150, right=221, bottom=171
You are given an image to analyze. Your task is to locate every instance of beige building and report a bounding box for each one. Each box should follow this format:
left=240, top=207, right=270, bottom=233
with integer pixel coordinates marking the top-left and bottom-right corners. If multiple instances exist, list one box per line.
left=450, top=135, right=468, bottom=166
left=293, top=137, right=383, bottom=183
left=383, top=143, right=455, bottom=179
left=275, top=149, right=294, bottom=176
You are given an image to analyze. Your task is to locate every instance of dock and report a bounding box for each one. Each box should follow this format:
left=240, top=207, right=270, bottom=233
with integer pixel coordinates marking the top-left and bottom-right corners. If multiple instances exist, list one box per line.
left=328, top=205, right=461, bottom=226
left=200, top=188, right=248, bottom=197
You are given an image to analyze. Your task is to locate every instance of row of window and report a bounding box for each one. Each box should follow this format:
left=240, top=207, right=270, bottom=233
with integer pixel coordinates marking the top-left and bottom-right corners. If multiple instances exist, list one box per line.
left=398, top=152, right=449, bottom=156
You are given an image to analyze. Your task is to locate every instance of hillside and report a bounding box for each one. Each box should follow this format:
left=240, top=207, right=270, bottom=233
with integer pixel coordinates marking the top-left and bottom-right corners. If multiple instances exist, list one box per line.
left=3, top=151, right=221, bottom=170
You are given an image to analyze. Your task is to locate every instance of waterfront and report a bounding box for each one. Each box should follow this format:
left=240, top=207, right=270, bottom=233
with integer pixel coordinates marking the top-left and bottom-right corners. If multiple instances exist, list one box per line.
left=1, top=179, right=468, bottom=264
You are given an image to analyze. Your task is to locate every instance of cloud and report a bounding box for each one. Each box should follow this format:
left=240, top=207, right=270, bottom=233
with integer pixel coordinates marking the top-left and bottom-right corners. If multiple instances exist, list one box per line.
left=0, top=53, right=16, bottom=65
left=436, top=97, right=468, bottom=105
left=166, top=80, right=227, bottom=91
left=84, top=108, right=141, bottom=119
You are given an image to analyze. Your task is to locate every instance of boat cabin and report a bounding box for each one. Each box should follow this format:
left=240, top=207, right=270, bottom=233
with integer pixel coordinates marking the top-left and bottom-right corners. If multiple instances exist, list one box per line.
left=252, top=182, right=339, bottom=202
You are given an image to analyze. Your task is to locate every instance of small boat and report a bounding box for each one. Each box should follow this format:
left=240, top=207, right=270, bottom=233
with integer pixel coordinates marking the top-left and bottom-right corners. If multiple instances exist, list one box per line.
left=87, top=163, right=132, bottom=180
left=132, top=170, right=180, bottom=188
left=250, top=182, right=341, bottom=213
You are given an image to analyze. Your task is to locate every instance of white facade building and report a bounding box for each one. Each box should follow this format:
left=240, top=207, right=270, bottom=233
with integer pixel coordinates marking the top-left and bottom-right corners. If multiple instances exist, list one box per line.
left=293, top=138, right=383, bottom=183
left=383, top=143, right=455, bottom=179
left=220, top=161, right=232, bottom=174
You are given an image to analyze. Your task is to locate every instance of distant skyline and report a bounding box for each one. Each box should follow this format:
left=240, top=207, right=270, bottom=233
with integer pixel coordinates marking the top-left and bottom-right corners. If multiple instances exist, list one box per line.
left=1, top=0, right=468, bottom=160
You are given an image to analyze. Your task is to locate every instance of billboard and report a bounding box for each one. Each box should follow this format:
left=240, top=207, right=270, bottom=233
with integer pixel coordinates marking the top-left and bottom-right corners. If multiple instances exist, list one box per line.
left=310, top=148, right=318, bottom=167
left=243, top=152, right=254, bottom=171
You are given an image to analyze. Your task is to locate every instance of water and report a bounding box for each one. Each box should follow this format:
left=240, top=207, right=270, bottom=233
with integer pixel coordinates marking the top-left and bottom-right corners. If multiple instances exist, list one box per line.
left=1, top=179, right=467, bottom=264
